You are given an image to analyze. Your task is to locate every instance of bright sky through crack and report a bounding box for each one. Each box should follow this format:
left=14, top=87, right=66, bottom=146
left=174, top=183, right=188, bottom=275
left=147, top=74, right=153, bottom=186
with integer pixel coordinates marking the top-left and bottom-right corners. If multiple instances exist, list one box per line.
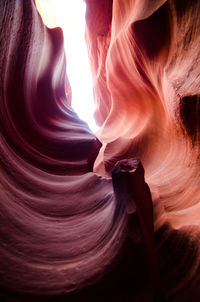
left=35, top=0, right=99, bottom=133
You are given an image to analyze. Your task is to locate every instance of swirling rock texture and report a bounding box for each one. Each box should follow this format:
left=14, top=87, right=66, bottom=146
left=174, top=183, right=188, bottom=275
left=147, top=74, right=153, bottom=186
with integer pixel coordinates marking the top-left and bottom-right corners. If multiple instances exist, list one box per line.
left=0, top=0, right=200, bottom=302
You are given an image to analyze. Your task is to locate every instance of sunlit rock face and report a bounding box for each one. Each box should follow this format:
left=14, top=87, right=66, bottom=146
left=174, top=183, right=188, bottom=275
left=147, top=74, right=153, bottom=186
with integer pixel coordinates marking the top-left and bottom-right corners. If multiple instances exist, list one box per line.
left=0, top=0, right=200, bottom=302
left=86, top=0, right=200, bottom=232
left=86, top=0, right=200, bottom=298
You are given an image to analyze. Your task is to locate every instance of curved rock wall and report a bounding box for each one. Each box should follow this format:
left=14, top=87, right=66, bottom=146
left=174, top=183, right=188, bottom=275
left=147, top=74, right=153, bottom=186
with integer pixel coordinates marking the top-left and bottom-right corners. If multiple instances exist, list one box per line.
left=0, top=0, right=127, bottom=297
left=86, top=0, right=200, bottom=228
left=0, top=0, right=200, bottom=301
left=86, top=0, right=200, bottom=299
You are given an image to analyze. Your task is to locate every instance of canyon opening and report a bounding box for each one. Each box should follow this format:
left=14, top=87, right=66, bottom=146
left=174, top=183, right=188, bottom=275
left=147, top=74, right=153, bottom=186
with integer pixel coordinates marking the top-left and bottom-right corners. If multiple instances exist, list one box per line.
left=35, top=0, right=99, bottom=132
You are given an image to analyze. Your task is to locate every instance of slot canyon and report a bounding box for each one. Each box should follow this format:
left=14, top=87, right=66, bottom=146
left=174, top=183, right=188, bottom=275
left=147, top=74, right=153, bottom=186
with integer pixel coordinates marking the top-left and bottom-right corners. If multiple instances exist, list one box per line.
left=0, top=0, right=200, bottom=301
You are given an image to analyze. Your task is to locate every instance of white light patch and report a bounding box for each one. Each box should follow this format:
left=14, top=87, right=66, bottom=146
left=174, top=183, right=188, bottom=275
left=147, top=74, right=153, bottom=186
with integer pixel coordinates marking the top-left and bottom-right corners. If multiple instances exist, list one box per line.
left=35, top=0, right=99, bottom=133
